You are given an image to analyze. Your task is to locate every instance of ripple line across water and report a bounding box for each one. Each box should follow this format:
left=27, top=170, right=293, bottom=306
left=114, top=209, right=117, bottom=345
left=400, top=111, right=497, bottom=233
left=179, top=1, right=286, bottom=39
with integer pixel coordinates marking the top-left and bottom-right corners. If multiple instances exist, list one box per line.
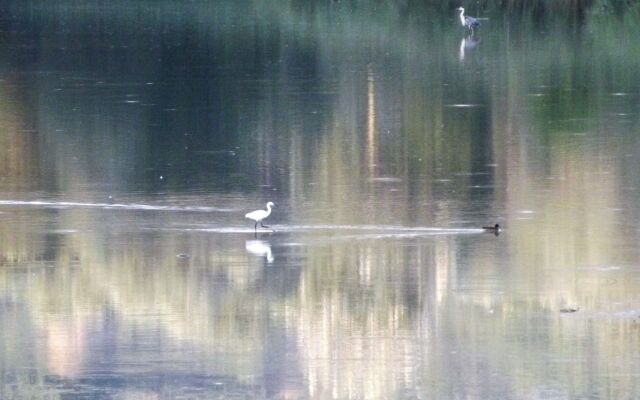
left=0, top=200, right=237, bottom=213
left=157, top=224, right=484, bottom=234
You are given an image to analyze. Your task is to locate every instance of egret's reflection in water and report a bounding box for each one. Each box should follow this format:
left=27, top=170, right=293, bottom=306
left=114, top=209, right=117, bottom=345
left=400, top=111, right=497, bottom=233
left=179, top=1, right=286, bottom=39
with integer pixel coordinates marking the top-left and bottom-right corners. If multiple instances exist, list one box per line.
left=246, top=239, right=274, bottom=263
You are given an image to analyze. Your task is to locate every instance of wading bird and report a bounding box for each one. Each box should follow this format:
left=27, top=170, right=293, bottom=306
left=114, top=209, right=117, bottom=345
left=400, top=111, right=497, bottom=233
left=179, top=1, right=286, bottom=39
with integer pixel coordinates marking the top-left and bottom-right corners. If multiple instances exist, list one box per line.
left=457, top=7, right=480, bottom=33
left=245, top=202, right=274, bottom=231
left=483, top=224, right=500, bottom=235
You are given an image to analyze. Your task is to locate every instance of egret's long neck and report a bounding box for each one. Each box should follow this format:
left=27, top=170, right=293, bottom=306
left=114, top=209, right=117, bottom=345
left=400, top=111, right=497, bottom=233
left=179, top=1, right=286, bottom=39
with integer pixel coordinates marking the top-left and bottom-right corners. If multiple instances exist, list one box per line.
left=459, top=9, right=465, bottom=25
left=265, top=203, right=272, bottom=215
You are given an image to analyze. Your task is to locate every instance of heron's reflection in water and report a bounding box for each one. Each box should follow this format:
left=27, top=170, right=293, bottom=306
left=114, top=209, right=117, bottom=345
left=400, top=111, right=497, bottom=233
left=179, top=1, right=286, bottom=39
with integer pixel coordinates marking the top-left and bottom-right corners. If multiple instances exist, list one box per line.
left=459, top=34, right=480, bottom=61
left=245, top=239, right=274, bottom=263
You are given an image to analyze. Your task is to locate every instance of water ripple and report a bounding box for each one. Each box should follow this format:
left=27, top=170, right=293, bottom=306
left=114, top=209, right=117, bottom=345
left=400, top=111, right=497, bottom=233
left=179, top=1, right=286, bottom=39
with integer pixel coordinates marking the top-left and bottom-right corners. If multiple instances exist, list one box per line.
left=0, top=200, right=237, bottom=213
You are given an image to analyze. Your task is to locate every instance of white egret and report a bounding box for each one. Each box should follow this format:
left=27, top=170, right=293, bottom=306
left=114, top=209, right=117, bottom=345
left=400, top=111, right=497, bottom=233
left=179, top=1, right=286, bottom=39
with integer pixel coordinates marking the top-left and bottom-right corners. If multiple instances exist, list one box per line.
left=245, top=202, right=274, bottom=231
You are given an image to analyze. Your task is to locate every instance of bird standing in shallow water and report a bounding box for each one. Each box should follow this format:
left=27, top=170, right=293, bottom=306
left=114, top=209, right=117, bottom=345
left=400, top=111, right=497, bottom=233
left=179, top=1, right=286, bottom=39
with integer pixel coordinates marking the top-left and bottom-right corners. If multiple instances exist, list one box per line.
left=483, top=224, right=500, bottom=235
left=457, top=7, right=480, bottom=33
left=245, top=202, right=274, bottom=231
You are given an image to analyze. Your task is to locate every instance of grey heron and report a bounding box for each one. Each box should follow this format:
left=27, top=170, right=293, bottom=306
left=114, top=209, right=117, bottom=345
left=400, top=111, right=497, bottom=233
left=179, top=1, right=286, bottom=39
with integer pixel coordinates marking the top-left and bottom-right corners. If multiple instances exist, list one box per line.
left=457, top=7, right=480, bottom=33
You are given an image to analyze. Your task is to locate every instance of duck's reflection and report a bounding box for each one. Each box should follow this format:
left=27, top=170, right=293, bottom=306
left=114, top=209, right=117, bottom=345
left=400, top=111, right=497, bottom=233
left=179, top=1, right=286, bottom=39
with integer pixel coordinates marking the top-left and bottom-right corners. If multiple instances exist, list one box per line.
left=459, top=34, right=480, bottom=61
left=245, top=239, right=274, bottom=263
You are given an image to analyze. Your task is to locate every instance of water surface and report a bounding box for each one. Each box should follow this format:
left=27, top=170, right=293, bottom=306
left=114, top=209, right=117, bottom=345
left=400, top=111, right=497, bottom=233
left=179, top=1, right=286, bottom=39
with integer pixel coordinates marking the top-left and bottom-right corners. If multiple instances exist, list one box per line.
left=1, top=2, right=640, bottom=399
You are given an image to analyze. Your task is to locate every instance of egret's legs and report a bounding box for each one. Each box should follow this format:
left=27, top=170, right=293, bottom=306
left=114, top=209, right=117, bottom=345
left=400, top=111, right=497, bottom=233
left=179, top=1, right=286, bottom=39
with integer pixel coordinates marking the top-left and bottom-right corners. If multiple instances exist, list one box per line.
left=260, top=221, right=269, bottom=228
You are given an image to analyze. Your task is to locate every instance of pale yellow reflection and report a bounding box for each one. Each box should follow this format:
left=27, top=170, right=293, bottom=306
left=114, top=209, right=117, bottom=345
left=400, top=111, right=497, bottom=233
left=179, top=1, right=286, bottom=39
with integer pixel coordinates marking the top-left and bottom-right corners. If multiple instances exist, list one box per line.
left=366, top=65, right=378, bottom=176
left=0, top=221, right=268, bottom=387
left=296, top=241, right=422, bottom=399
left=46, top=317, right=86, bottom=378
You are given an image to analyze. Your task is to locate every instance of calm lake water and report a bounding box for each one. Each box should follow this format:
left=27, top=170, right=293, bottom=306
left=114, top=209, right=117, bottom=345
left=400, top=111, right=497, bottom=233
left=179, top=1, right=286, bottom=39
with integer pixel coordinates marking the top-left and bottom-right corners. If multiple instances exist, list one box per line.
left=1, top=2, right=640, bottom=399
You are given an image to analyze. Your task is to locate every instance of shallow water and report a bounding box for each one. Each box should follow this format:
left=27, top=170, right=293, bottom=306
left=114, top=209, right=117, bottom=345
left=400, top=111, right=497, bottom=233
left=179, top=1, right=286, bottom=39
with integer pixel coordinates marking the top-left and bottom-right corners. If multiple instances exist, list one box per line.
left=2, top=2, right=640, bottom=399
